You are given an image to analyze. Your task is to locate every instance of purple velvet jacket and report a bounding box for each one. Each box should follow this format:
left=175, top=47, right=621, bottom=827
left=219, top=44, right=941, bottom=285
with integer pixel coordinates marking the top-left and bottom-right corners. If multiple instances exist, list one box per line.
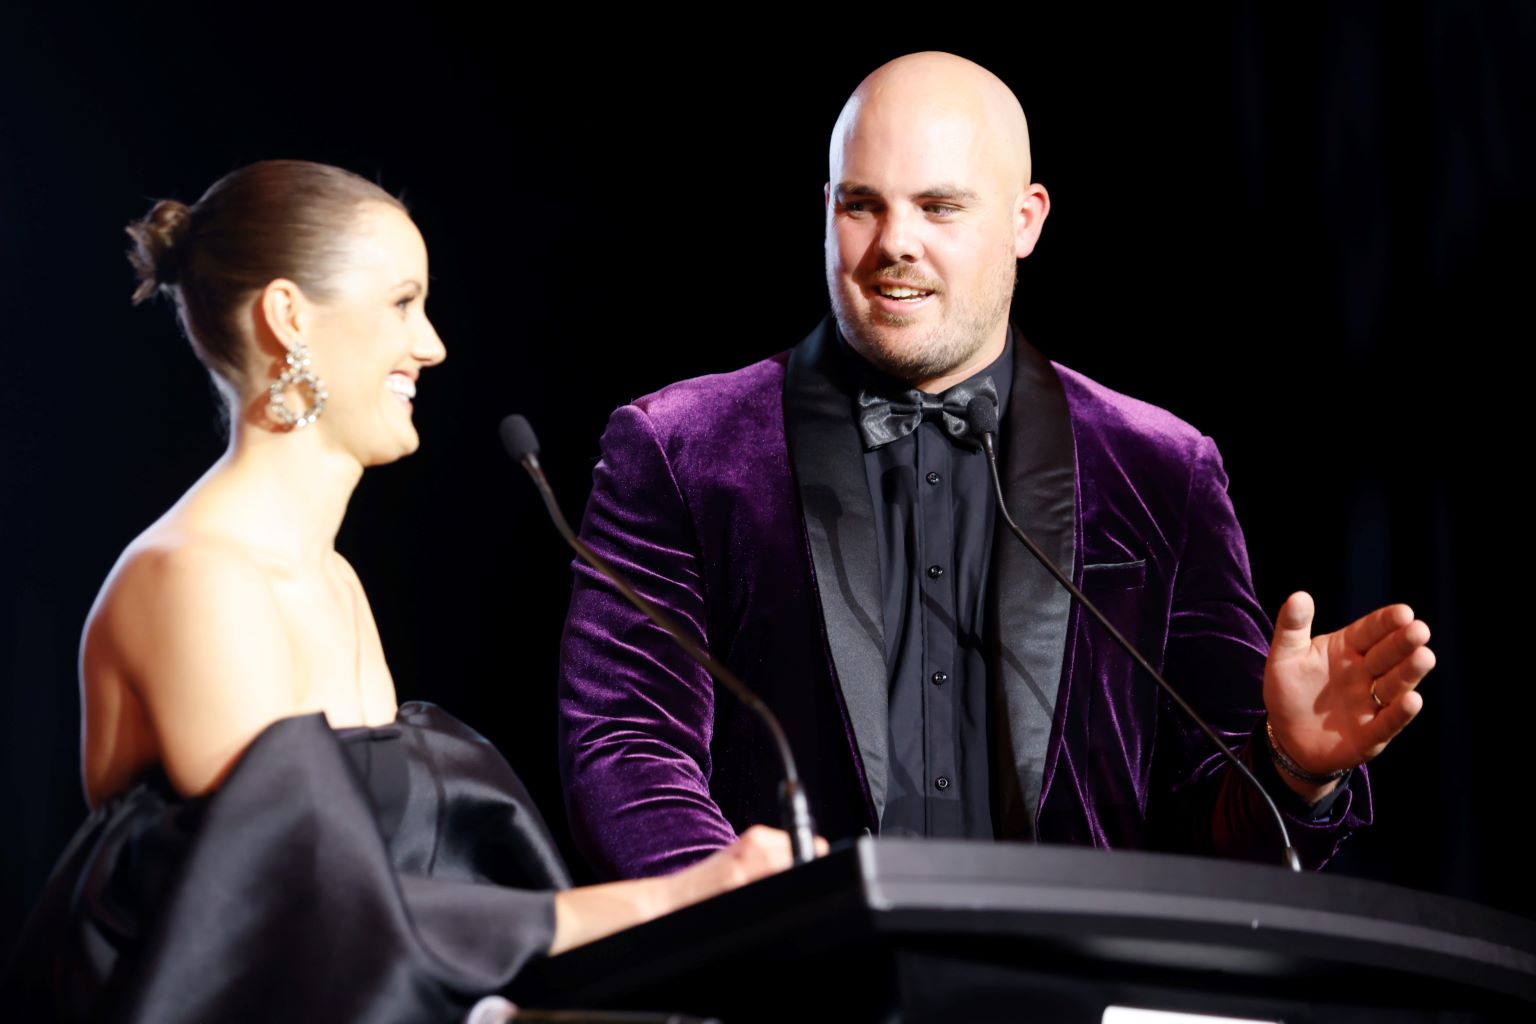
left=559, top=319, right=1371, bottom=879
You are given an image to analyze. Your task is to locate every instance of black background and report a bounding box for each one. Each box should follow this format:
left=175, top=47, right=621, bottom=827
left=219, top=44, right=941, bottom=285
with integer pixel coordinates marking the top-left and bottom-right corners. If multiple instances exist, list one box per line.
left=3, top=3, right=1533, bottom=952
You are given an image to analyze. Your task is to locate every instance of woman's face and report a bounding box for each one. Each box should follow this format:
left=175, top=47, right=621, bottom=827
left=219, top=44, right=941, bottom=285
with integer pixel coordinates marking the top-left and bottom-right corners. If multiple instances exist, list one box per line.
left=304, top=202, right=446, bottom=466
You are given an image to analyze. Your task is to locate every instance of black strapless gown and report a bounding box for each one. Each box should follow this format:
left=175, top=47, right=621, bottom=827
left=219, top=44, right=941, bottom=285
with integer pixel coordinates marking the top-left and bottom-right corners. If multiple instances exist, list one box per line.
left=4, top=701, right=572, bottom=1023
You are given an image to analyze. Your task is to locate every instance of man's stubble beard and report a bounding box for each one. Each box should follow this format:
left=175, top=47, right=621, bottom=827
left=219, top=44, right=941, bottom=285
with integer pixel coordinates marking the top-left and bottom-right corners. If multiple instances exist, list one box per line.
left=826, top=248, right=1018, bottom=385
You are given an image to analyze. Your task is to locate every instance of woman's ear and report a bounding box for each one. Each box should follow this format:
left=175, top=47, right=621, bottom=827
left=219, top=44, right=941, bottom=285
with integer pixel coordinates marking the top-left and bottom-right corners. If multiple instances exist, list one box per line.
left=257, top=278, right=310, bottom=354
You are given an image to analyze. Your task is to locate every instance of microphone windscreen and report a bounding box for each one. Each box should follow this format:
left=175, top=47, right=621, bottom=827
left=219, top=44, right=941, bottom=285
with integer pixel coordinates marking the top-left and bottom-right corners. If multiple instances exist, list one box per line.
left=965, top=394, right=999, bottom=437
left=499, top=414, right=541, bottom=462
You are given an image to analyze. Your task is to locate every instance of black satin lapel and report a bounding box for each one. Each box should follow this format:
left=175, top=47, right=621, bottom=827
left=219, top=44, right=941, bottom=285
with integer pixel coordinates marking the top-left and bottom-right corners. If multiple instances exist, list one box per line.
left=989, top=334, right=1077, bottom=837
left=784, top=319, right=888, bottom=820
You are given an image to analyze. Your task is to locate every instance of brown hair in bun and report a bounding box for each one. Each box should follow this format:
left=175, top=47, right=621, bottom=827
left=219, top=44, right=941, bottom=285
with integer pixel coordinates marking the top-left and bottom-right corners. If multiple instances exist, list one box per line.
left=125, top=199, right=193, bottom=303
left=124, top=160, right=406, bottom=403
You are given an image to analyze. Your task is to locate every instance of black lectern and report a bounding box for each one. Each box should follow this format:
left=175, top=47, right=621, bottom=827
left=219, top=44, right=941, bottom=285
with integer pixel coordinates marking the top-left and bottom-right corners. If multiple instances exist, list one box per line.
left=517, top=839, right=1536, bottom=1023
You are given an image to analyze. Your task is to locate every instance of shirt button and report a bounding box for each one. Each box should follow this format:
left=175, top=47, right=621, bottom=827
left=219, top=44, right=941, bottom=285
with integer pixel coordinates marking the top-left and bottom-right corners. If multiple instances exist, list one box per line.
left=927, top=564, right=944, bottom=580
left=934, top=777, right=950, bottom=791
left=926, top=471, right=941, bottom=485
left=931, top=671, right=948, bottom=686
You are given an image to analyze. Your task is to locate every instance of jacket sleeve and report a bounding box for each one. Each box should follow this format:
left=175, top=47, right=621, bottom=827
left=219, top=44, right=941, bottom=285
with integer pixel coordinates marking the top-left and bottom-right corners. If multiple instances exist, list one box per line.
left=1150, top=435, right=1372, bottom=868
left=558, top=403, right=740, bottom=880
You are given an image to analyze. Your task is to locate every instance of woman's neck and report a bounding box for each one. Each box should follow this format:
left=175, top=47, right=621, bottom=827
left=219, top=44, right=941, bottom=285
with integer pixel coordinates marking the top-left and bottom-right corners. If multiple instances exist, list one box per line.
left=189, top=421, right=364, bottom=571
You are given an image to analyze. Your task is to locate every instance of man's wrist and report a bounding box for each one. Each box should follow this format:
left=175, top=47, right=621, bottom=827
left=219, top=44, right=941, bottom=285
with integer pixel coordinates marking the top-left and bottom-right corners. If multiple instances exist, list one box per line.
left=1263, top=717, right=1347, bottom=808
left=1265, top=717, right=1346, bottom=784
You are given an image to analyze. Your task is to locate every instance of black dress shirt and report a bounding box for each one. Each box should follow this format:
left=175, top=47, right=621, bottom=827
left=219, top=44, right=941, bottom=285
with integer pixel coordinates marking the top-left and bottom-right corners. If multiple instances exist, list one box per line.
left=845, top=335, right=1015, bottom=839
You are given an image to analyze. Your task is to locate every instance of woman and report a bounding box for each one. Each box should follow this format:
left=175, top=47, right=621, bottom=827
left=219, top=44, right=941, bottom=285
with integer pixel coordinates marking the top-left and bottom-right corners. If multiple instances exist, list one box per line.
left=8, top=160, right=804, bottom=1023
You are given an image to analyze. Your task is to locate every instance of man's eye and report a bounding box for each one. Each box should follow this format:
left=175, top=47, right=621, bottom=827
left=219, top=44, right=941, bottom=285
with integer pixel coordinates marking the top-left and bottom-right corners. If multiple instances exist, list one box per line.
left=925, top=204, right=959, bottom=217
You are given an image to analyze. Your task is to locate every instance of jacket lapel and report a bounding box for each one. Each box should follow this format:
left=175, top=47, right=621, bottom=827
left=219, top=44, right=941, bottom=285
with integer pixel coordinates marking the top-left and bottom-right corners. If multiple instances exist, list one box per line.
left=783, top=319, right=889, bottom=821
left=989, top=334, right=1078, bottom=837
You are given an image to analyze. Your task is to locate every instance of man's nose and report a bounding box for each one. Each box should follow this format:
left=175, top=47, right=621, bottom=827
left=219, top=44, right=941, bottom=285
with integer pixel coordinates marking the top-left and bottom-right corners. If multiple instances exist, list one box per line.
left=876, top=206, right=923, bottom=264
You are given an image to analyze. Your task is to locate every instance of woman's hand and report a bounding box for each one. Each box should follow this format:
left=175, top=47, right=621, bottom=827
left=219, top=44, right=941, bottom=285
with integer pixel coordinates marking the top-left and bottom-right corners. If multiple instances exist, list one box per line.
left=550, top=825, right=825, bottom=955
left=666, top=825, right=826, bottom=909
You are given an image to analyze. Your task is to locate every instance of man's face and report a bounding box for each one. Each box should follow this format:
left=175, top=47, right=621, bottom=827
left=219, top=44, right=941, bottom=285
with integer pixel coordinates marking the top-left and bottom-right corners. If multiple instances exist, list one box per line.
left=824, top=103, right=1024, bottom=387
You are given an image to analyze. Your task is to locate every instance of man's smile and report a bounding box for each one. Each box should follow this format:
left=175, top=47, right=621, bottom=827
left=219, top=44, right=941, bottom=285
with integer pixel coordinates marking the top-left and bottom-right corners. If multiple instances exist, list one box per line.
left=874, top=284, right=933, bottom=301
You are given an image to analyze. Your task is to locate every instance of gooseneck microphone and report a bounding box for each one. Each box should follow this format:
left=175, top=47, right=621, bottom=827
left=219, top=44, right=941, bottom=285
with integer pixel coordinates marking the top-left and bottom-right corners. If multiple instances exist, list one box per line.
left=964, top=396, right=1303, bottom=873
left=499, top=415, right=819, bottom=866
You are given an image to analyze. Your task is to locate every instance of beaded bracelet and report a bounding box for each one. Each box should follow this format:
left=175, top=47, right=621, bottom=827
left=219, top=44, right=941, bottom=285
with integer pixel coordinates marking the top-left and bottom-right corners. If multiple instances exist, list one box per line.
left=1264, top=717, right=1347, bottom=785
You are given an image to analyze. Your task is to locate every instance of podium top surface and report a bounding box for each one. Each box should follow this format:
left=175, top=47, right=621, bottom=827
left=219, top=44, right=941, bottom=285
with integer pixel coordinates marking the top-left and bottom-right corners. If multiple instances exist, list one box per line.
left=528, top=838, right=1536, bottom=1008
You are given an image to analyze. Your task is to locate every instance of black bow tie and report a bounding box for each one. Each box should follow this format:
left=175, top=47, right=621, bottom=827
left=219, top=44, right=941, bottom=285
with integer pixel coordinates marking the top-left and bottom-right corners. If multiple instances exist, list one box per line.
left=856, top=376, right=998, bottom=450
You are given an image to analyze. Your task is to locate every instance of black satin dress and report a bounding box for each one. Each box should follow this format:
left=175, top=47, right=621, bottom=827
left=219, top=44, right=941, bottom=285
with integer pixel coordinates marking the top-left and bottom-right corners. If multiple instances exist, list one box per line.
left=4, top=702, right=571, bottom=1023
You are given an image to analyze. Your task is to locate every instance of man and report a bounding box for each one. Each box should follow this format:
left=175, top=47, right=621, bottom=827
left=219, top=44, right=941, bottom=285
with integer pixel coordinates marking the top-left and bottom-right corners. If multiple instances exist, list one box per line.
left=558, top=52, right=1432, bottom=879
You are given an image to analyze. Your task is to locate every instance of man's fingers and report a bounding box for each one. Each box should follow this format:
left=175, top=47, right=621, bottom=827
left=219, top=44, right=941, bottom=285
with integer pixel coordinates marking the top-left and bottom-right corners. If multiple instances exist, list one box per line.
left=1362, top=688, right=1425, bottom=753
left=1362, top=618, right=1432, bottom=677
left=1370, top=644, right=1436, bottom=705
left=1271, top=591, right=1316, bottom=653
left=1342, top=603, right=1415, bottom=655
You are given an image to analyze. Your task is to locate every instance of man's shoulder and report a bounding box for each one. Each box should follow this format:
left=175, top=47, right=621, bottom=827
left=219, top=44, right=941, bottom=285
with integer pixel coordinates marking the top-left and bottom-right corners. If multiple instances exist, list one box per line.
left=1048, top=362, right=1236, bottom=538
left=1052, top=361, right=1208, bottom=461
left=625, top=351, right=791, bottom=437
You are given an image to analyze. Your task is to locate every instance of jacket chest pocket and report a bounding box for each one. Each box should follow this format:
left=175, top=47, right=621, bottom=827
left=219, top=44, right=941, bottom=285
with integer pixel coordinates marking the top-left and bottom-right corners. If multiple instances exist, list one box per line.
left=1080, top=558, right=1152, bottom=644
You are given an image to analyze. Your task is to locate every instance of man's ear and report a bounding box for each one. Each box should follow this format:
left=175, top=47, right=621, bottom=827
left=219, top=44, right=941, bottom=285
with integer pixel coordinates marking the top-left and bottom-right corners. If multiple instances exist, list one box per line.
left=1014, top=183, right=1051, bottom=259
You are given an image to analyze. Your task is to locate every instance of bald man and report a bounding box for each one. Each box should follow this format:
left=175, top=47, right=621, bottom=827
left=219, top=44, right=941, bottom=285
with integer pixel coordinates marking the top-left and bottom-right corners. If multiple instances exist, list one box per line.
left=558, top=53, right=1430, bottom=879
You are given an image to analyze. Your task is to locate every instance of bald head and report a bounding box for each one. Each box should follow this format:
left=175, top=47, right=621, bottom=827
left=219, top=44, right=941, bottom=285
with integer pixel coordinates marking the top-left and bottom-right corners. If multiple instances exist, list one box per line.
left=830, top=52, right=1034, bottom=192
left=822, top=52, right=1049, bottom=392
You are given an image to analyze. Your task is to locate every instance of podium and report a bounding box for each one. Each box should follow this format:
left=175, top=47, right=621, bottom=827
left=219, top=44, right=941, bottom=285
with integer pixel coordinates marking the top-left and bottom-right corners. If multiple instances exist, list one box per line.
left=517, top=838, right=1536, bottom=1023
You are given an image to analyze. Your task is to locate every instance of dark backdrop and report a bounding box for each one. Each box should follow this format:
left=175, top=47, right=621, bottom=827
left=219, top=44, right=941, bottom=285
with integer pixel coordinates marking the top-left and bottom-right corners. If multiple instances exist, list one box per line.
left=4, top=3, right=1532, bottom=952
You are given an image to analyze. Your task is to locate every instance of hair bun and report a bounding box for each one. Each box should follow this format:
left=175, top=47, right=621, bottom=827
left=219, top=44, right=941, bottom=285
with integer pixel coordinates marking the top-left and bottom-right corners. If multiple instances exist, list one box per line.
left=125, top=199, right=193, bottom=304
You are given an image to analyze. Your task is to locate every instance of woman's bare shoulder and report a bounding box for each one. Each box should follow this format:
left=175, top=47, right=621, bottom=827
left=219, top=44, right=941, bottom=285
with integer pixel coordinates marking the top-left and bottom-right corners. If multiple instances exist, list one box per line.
left=83, top=526, right=300, bottom=801
left=88, top=528, right=280, bottom=653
